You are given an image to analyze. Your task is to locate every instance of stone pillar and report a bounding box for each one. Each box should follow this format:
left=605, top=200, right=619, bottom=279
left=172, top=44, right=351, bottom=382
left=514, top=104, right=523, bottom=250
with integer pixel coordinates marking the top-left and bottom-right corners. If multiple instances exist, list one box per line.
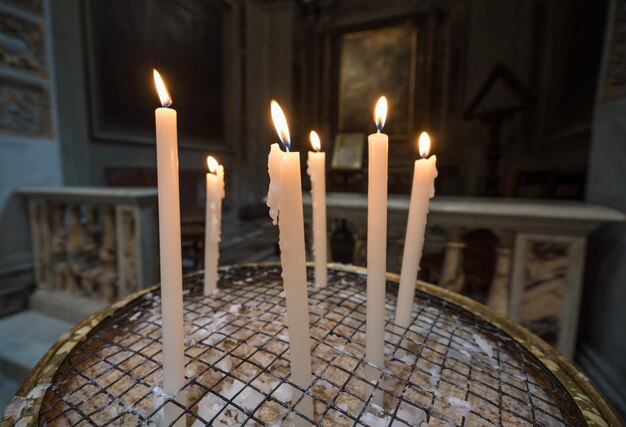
left=439, top=227, right=465, bottom=293
left=486, top=231, right=514, bottom=316
left=352, top=226, right=368, bottom=267
left=388, top=233, right=405, bottom=275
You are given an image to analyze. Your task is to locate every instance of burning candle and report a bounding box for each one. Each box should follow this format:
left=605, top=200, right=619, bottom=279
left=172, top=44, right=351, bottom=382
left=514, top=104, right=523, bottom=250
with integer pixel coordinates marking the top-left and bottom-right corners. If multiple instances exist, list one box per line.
left=395, top=132, right=438, bottom=328
left=204, top=155, right=225, bottom=295
left=267, top=100, right=313, bottom=424
left=366, top=96, right=388, bottom=406
left=152, top=69, right=186, bottom=427
left=306, top=131, right=327, bottom=288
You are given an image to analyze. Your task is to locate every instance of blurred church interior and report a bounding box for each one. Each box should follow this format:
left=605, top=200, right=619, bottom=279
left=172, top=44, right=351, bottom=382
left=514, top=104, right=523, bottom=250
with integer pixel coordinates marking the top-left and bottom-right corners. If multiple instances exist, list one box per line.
left=0, top=0, right=625, bottom=420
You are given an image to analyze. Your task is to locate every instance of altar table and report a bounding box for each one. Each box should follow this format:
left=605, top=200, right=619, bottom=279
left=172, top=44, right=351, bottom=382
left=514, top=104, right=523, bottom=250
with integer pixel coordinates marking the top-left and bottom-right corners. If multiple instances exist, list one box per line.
left=303, top=193, right=626, bottom=358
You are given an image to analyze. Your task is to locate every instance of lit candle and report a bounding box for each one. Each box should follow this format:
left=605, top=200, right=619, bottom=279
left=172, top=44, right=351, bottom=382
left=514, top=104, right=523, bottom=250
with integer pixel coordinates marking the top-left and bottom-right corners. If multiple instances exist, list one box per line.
left=395, top=132, right=438, bottom=328
left=366, top=96, right=388, bottom=406
left=267, top=100, right=313, bottom=424
left=152, top=69, right=186, bottom=427
left=204, top=155, right=225, bottom=295
left=306, top=131, right=327, bottom=288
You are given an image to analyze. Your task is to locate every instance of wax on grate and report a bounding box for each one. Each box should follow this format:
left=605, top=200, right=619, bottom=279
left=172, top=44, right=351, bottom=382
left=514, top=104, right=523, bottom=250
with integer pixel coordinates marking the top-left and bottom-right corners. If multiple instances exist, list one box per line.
left=38, top=266, right=586, bottom=426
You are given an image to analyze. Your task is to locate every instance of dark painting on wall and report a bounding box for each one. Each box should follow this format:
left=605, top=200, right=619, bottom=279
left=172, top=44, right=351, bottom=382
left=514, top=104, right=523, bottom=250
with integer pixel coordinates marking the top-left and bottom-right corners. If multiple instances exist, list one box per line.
left=338, top=23, right=416, bottom=137
left=331, top=132, right=365, bottom=170
left=86, top=0, right=226, bottom=147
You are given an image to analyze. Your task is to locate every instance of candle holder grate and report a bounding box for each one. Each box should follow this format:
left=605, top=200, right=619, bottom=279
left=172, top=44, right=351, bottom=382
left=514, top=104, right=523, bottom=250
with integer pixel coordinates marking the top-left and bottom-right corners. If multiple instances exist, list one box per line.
left=20, top=265, right=602, bottom=426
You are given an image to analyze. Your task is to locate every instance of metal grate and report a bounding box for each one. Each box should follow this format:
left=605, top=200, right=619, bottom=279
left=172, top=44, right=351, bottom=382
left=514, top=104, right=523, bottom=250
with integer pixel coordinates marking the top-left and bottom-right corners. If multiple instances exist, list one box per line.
left=38, top=266, right=586, bottom=426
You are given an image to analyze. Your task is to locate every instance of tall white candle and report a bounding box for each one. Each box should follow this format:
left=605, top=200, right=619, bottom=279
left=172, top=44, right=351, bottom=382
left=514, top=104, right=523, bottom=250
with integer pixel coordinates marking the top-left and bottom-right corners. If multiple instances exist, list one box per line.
left=366, top=96, right=388, bottom=406
left=395, top=132, right=438, bottom=328
left=267, top=101, right=313, bottom=424
left=306, top=131, right=327, bottom=288
left=153, top=69, right=186, bottom=427
left=204, top=156, right=225, bottom=295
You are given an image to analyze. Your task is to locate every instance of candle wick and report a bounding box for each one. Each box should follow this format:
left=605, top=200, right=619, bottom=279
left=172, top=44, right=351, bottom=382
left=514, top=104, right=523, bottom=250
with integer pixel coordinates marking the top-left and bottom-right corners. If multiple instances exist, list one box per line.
left=279, top=139, right=291, bottom=152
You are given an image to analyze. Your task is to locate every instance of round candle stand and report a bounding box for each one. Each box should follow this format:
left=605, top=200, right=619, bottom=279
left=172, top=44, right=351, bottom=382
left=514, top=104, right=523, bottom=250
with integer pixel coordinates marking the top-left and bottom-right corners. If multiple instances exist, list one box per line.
left=2, top=264, right=619, bottom=426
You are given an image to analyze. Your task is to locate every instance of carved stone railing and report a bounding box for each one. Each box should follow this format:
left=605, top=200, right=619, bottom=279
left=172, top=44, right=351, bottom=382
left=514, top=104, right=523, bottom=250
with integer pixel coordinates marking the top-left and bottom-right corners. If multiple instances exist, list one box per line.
left=303, top=192, right=626, bottom=358
left=20, top=187, right=159, bottom=322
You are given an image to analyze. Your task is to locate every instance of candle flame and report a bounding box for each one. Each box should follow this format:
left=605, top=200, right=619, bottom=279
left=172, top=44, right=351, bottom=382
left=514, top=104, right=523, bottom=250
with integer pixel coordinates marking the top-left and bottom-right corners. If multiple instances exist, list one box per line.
left=374, top=96, right=388, bottom=131
left=270, top=100, right=290, bottom=151
left=207, top=155, right=219, bottom=174
left=309, top=130, right=321, bottom=152
left=153, top=69, right=172, bottom=108
left=418, top=132, right=431, bottom=158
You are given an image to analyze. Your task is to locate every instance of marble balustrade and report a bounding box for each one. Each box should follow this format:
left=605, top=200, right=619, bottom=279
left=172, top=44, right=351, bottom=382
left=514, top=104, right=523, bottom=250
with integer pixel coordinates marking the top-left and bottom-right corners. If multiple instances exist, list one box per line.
left=19, top=187, right=159, bottom=322
left=303, top=192, right=626, bottom=358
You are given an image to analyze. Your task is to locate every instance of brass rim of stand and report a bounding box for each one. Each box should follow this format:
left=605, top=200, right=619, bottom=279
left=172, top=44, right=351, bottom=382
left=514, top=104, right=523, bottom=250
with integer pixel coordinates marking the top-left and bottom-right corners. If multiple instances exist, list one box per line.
left=3, top=262, right=621, bottom=427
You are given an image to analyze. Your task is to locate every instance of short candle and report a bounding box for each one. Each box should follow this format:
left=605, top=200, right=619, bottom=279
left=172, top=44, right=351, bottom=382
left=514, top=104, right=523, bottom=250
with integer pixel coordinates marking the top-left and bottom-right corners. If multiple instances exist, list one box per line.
left=395, top=132, right=438, bottom=328
left=204, top=155, right=225, bottom=295
left=306, top=130, right=327, bottom=288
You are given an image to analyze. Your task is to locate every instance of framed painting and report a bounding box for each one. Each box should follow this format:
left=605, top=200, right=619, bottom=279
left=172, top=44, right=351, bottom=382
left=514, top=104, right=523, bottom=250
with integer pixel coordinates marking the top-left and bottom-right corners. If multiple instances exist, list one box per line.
left=338, top=23, right=417, bottom=138
left=84, top=0, right=228, bottom=149
left=331, top=132, right=365, bottom=170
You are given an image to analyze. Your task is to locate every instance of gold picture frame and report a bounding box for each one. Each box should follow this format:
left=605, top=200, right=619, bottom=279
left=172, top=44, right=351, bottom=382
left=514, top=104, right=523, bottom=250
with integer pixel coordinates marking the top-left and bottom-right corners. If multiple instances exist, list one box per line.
left=338, top=23, right=417, bottom=138
left=331, top=132, right=365, bottom=170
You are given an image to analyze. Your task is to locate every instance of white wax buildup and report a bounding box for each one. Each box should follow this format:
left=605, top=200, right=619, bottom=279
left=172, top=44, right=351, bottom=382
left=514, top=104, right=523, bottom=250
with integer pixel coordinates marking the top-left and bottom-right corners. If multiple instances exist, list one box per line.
left=266, top=100, right=314, bottom=424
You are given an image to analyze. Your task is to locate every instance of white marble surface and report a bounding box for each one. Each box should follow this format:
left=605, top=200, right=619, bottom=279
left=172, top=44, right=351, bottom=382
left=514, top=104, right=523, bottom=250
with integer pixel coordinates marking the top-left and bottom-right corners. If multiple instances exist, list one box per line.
left=18, top=186, right=158, bottom=205
left=20, top=186, right=160, bottom=319
left=303, top=192, right=626, bottom=234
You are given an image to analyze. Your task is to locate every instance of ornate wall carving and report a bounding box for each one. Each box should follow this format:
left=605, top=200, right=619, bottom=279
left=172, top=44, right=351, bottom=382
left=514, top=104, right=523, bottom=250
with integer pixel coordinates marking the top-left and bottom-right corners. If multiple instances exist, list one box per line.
left=117, top=207, right=140, bottom=296
left=0, top=1, right=52, bottom=137
left=0, top=10, right=46, bottom=75
left=22, top=188, right=160, bottom=306
left=0, top=0, right=43, bottom=17
left=601, top=0, right=626, bottom=103
left=0, top=76, right=51, bottom=137
left=518, top=240, right=568, bottom=346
